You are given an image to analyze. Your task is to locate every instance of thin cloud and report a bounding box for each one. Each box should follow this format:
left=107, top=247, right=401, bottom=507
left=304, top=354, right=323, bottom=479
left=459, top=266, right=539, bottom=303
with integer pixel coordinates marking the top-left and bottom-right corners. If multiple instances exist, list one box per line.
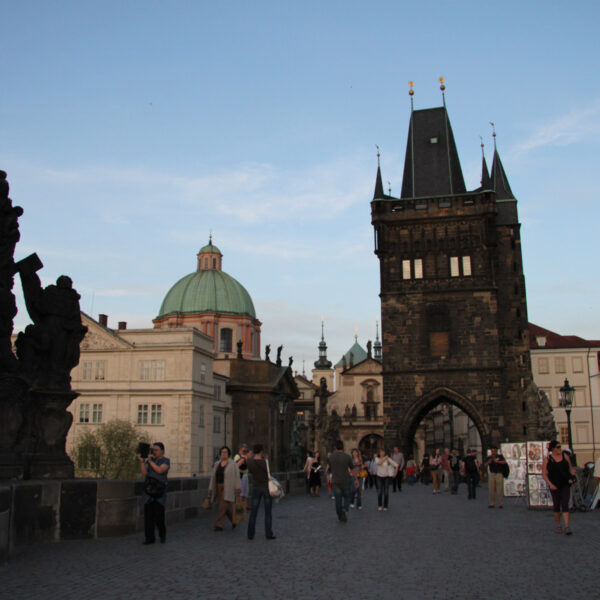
left=517, top=98, right=600, bottom=153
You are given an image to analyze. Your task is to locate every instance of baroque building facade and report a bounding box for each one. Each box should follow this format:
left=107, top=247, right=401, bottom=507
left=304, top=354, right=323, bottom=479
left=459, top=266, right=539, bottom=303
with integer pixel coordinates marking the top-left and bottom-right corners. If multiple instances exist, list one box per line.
left=371, top=94, right=542, bottom=456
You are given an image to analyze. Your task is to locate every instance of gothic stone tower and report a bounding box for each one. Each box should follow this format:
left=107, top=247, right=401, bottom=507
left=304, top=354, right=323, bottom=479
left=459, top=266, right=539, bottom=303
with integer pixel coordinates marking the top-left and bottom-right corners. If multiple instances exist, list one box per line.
left=371, top=99, right=533, bottom=455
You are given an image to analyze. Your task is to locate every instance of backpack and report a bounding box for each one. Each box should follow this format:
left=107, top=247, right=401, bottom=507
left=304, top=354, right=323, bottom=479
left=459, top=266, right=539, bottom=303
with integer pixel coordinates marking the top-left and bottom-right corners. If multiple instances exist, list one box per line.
left=501, top=461, right=510, bottom=479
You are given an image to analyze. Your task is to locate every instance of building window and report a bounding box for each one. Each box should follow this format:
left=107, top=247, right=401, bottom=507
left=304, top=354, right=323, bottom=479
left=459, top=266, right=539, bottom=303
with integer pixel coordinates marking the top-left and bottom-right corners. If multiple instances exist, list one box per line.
left=95, top=361, right=106, bottom=380
left=575, top=423, right=589, bottom=443
left=151, top=404, right=162, bottom=425
left=575, top=389, right=587, bottom=407
left=414, top=259, right=423, bottom=279
left=92, top=403, right=103, bottom=423
left=572, top=357, right=583, bottom=373
left=137, top=404, right=148, bottom=425
left=82, top=362, right=93, bottom=380
left=402, top=260, right=411, bottom=280
left=79, top=403, right=90, bottom=423
left=538, top=357, right=549, bottom=374
left=220, top=328, right=232, bottom=353
left=212, top=258, right=216, bottom=269
left=201, top=363, right=207, bottom=383
left=213, top=415, right=221, bottom=433
left=450, top=256, right=460, bottom=277
left=204, top=258, right=209, bottom=269
left=139, top=360, right=165, bottom=380
left=438, top=198, right=451, bottom=208
left=554, top=357, right=566, bottom=373
left=462, top=256, right=472, bottom=277
left=214, top=384, right=221, bottom=402
left=559, top=425, right=569, bottom=445
left=199, top=405, right=205, bottom=427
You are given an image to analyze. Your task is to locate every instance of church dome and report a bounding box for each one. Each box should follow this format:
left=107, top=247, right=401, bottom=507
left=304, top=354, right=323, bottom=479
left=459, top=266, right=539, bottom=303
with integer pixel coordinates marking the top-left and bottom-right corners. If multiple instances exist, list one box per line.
left=157, top=270, right=256, bottom=319
left=156, top=237, right=256, bottom=319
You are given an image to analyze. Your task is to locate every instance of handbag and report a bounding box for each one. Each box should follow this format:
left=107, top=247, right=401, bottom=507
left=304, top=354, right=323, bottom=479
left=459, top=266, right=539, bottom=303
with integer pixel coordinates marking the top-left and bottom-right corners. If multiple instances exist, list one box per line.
left=359, top=469, right=368, bottom=478
left=143, top=476, right=167, bottom=499
left=202, top=495, right=213, bottom=509
left=232, top=498, right=248, bottom=524
left=265, top=459, right=285, bottom=500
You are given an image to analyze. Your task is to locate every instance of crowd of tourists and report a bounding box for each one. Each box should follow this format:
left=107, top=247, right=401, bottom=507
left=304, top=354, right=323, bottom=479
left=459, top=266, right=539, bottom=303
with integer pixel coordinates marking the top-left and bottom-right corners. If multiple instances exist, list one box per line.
left=137, top=439, right=584, bottom=544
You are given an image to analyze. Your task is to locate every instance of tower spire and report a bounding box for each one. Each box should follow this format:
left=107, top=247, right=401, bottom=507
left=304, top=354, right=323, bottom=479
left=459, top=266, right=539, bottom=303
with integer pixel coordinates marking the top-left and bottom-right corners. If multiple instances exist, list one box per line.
left=373, top=145, right=384, bottom=199
left=408, top=81, right=415, bottom=198
left=314, top=316, right=332, bottom=369
left=374, top=319, right=382, bottom=360
left=480, top=136, right=492, bottom=189
left=489, top=125, right=515, bottom=200
left=440, top=76, right=454, bottom=194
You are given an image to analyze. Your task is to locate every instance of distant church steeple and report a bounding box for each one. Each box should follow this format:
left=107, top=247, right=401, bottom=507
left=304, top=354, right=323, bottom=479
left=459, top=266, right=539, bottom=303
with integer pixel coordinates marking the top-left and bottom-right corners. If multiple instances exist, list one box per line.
left=480, top=137, right=492, bottom=189
left=314, top=318, right=332, bottom=369
left=374, top=319, right=382, bottom=361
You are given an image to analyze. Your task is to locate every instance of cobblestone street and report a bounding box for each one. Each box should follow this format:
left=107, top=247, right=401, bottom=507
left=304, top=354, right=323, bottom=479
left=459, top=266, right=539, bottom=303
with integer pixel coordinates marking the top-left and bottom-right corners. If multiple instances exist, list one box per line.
left=3, top=482, right=599, bottom=600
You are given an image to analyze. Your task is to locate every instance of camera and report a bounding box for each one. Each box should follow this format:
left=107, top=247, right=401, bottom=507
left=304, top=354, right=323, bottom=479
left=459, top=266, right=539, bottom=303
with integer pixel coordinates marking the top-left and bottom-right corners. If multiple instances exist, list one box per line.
left=137, top=442, right=150, bottom=459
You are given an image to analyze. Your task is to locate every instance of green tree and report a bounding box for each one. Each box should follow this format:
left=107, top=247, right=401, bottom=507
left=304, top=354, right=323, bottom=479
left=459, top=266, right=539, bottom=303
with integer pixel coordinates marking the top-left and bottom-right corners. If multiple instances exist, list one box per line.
left=73, top=419, right=149, bottom=480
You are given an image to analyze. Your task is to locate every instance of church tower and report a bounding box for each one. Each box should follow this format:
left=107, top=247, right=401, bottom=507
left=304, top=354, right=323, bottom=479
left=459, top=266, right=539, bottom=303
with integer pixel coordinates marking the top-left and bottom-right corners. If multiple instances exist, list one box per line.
left=371, top=81, right=533, bottom=453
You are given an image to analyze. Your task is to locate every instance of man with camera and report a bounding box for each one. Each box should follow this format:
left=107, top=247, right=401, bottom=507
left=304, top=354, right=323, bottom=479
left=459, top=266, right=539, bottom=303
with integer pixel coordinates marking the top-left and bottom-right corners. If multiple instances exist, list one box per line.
left=138, top=442, right=170, bottom=544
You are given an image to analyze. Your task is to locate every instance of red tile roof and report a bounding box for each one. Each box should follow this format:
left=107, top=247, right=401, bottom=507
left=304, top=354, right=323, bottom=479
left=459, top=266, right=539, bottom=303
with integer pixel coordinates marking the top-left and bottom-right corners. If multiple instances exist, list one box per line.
left=529, top=323, right=600, bottom=349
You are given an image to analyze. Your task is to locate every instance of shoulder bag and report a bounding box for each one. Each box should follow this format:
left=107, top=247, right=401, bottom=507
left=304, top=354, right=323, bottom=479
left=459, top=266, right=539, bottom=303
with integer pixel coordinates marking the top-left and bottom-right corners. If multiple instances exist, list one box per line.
left=265, top=459, right=285, bottom=501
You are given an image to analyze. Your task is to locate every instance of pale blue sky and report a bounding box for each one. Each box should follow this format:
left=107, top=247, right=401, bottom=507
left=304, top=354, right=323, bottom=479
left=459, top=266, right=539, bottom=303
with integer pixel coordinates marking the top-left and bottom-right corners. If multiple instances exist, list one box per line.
left=2, top=1, right=599, bottom=368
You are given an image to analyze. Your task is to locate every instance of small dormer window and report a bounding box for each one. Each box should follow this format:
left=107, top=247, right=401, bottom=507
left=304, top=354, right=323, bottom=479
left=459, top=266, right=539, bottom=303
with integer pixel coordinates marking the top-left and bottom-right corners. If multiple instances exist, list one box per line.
left=430, top=137, right=438, bottom=144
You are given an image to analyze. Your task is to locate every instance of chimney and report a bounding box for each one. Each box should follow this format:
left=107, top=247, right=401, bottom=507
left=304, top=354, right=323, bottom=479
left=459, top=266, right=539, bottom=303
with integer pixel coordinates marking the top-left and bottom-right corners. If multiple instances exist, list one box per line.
left=118, top=321, right=127, bottom=330
left=98, top=314, right=108, bottom=327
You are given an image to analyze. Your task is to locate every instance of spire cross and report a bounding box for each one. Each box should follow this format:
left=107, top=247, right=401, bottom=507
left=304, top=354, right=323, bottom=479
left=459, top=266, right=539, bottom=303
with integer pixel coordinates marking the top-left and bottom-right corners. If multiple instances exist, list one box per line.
left=376, top=144, right=381, bottom=167
left=439, top=76, right=446, bottom=108
left=408, top=80, right=414, bottom=111
left=375, top=318, right=380, bottom=340
left=354, top=326, right=358, bottom=341
left=321, top=315, right=325, bottom=341
left=490, top=122, right=497, bottom=149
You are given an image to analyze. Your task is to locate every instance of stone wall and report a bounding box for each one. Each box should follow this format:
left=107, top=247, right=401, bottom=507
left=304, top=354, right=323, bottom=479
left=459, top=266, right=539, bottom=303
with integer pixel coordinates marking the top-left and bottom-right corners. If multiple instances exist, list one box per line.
left=0, top=471, right=306, bottom=563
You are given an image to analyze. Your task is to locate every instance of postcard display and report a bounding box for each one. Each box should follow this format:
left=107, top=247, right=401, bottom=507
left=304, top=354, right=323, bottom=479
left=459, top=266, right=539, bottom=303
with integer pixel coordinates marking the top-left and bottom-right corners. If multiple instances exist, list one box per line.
left=500, top=441, right=551, bottom=508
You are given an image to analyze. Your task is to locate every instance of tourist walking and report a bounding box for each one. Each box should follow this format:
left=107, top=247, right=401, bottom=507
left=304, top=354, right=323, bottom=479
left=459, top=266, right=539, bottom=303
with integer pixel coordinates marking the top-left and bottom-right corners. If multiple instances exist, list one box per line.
left=327, top=440, right=357, bottom=522
left=486, top=446, right=507, bottom=508
left=303, top=451, right=314, bottom=494
left=375, top=448, right=398, bottom=511
left=350, top=448, right=365, bottom=509
left=449, top=448, right=461, bottom=494
left=463, top=449, right=480, bottom=499
left=406, top=459, right=417, bottom=485
left=245, top=444, right=276, bottom=540
left=138, top=442, right=170, bottom=545
left=440, top=448, right=452, bottom=492
left=542, top=440, right=576, bottom=535
left=208, top=446, right=241, bottom=531
left=368, top=454, right=378, bottom=489
left=391, top=446, right=405, bottom=492
left=309, top=450, right=323, bottom=496
left=430, top=448, right=442, bottom=494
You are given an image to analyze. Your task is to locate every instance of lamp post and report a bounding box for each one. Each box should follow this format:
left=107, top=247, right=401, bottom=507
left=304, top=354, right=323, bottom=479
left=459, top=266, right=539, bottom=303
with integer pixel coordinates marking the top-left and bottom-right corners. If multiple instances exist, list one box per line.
left=559, top=378, right=576, bottom=466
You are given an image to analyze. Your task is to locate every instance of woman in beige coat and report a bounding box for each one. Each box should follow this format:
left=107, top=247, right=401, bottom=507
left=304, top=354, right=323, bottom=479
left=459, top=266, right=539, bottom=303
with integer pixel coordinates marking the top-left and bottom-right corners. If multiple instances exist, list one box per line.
left=209, top=446, right=241, bottom=531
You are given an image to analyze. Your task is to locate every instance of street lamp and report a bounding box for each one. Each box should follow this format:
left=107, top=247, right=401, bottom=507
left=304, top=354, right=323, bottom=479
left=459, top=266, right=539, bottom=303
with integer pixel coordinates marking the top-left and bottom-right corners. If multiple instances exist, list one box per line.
left=559, top=378, right=576, bottom=465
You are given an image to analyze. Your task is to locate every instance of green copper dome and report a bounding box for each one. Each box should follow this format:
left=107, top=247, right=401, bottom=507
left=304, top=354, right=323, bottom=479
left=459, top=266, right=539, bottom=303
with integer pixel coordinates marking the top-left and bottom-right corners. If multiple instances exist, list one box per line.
left=158, top=270, right=256, bottom=319
left=199, top=241, right=222, bottom=255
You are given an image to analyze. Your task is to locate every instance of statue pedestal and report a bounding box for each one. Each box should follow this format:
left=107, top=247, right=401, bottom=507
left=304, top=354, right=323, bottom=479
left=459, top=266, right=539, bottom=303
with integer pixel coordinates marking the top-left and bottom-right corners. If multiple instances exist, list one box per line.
left=23, top=389, right=77, bottom=480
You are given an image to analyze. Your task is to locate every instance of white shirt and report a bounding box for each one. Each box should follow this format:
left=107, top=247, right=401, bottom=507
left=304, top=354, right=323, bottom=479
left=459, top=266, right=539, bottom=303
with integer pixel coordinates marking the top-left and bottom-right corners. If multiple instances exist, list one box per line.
left=376, top=456, right=398, bottom=478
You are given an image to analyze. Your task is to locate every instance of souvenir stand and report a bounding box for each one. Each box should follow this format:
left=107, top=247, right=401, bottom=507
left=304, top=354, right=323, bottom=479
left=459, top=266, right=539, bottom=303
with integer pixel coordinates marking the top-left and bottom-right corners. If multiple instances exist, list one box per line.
left=500, top=441, right=551, bottom=509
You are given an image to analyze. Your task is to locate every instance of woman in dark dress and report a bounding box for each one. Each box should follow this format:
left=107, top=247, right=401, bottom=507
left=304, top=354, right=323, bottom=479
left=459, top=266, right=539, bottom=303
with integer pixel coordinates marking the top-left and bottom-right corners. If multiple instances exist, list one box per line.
left=419, top=453, right=431, bottom=485
left=309, top=451, right=322, bottom=496
left=542, top=440, right=576, bottom=535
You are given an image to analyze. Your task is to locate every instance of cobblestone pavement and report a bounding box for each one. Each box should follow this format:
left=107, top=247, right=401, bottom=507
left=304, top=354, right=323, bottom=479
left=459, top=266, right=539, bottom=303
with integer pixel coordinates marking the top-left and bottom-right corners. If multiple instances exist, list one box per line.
left=3, top=482, right=599, bottom=600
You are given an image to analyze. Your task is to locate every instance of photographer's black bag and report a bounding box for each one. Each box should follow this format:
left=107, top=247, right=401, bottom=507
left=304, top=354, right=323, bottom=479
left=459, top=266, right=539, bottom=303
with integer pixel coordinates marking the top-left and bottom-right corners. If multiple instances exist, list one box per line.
left=143, top=476, right=167, bottom=499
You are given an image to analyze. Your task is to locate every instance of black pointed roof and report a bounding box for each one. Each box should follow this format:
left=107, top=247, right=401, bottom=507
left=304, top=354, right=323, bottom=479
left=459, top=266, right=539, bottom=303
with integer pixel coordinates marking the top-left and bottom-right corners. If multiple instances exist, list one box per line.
left=490, top=148, right=514, bottom=200
left=400, top=107, right=466, bottom=199
left=373, top=164, right=385, bottom=199
left=481, top=155, right=492, bottom=189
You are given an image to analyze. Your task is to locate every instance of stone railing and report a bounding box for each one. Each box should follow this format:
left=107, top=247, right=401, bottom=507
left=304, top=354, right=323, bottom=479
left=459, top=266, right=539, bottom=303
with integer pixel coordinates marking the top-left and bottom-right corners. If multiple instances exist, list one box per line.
left=0, top=470, right=306, bottom=563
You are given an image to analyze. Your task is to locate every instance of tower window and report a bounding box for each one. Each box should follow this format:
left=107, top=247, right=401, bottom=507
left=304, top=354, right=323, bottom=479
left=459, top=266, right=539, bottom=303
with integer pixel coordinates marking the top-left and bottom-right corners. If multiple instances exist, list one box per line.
left=462, top=256, right=472, bottom=276
left=402, top=260, right=411, bottom=280
left=450, top=256, right=460, bottom=277
left=414, top=259, right=423, bottom=279
left=212, top=258, right=216, bottom=269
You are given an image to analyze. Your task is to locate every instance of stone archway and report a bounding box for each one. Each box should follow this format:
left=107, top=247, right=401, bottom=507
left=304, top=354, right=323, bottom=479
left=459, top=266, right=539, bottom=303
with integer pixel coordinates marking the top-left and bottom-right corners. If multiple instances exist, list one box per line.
left=359, top=433, right=384, bottom=458
left=393, top=387, right=490, bottom=460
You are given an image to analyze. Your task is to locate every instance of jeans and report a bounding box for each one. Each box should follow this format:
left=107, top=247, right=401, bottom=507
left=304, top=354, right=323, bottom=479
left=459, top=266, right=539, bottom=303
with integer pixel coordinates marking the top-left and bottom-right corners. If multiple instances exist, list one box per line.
left=333, top=481, right=353, bottom=519
left=451, top=470, right=461, bottom=492
left=377, top=476, right=390, bottom=508
left=247, top=487, right=273, bottom=539
left=392, top=469, right=403, bottom=492
left=144, top=500, right=166, bottom=542
left=352, top=478, right=363, bottom=507
left=466, top=473, right=478, bottom=499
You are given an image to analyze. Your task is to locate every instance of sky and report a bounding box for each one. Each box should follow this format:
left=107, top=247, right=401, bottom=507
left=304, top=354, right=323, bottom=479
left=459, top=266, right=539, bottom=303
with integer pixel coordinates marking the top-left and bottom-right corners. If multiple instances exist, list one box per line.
left=2, top=1, right=600, bottom=371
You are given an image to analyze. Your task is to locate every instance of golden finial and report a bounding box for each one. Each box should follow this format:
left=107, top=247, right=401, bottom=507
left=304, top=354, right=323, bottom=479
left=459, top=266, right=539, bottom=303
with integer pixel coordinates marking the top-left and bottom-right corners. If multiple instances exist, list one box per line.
left=354, top=326, right=358, bottom=341
left=490, top=122, right=496, bottom=137
left=480, top=135, right=485, bottom=157
left=375, top=144, right=381, bottom=166
left=439, top=76, right=446, bottom=92
left=408, top=81, right=414, bottom=96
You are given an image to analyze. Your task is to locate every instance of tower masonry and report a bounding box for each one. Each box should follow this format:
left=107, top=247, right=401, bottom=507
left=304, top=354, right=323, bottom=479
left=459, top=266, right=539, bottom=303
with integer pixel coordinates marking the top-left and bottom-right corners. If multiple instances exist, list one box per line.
left=371, top=96, right=539, bottom=454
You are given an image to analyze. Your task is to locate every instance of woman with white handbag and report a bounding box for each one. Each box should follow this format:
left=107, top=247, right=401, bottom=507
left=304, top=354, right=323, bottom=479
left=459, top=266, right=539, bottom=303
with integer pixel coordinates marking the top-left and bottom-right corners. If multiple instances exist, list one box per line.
left=245, top=444, right=277, bottom=540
